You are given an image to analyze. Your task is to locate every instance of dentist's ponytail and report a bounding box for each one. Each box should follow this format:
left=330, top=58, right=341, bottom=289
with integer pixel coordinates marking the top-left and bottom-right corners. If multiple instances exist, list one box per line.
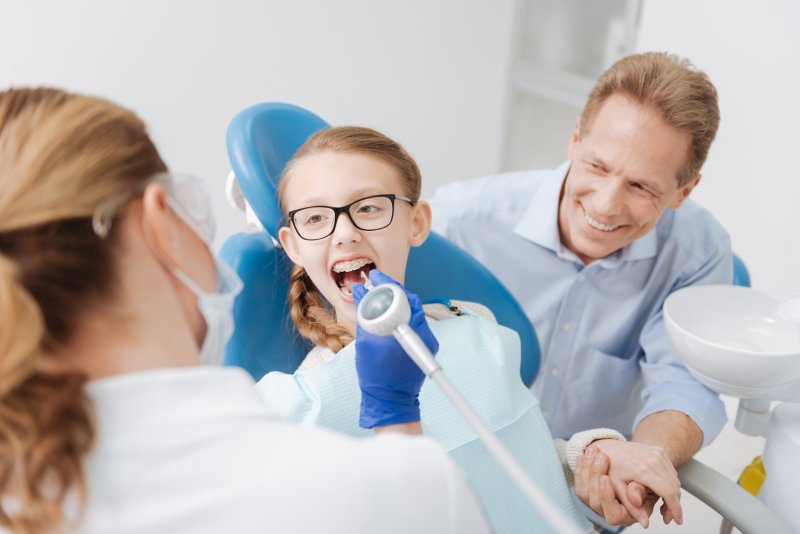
left=0, top=255, right=92, bottom=532
left=0, top=87, right=166, bottom=533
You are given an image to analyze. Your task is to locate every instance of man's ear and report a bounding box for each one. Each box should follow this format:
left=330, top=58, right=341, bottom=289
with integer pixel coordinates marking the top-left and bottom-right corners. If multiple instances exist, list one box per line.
left=567, top=118, right=582, bottom=160
left=671, top=173, right=702, bottom=210
left=142, top=183, right=182, bottom=267
left=278, top=225, right=304, bottom=266
left=409, top=201, right=432, bottom=247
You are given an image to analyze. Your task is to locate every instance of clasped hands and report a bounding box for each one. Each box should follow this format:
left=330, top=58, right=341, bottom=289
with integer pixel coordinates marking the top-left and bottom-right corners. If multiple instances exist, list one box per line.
left=574, top=439, right=683, bottom=528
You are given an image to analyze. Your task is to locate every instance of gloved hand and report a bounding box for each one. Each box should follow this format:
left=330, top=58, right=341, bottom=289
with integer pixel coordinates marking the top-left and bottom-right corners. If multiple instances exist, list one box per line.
left=352, top=269, right=439, bottom=429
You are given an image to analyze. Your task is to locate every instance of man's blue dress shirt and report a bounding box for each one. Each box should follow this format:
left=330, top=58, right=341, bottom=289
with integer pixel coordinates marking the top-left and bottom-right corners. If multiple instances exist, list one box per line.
left=429, top=162, right=729, bottom=445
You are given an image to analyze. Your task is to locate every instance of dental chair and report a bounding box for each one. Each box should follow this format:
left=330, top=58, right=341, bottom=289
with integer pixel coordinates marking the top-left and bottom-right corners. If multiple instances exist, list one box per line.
left=220, top=102, right=786, bottom=534
left=220, top=102, right=539, bottom=384
left=733, top=253, right=751, bottom=288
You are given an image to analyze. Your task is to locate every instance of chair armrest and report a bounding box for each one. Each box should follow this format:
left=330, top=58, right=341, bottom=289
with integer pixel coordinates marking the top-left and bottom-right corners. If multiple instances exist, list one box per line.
left=678, top=458, right=791, bottom=533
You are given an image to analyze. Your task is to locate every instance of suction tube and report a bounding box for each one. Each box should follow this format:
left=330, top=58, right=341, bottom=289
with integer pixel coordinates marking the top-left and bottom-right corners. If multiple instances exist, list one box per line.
left=356, top=282, right=585, bottom=534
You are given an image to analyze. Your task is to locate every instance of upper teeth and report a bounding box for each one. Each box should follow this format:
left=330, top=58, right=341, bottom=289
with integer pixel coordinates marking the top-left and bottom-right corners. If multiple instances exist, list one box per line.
left=584, top=212, right=618, bottom=232
left=332, top=258, right=373, bottom=273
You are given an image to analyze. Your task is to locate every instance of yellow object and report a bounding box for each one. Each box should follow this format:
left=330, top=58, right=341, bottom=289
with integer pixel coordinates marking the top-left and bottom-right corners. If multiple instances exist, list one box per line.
left=737, top=456, right=766, bottom=496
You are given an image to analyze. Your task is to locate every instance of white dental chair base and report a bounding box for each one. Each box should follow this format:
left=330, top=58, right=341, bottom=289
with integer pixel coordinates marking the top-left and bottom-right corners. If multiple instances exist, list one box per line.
left=759, top=403, right=800, bottom=531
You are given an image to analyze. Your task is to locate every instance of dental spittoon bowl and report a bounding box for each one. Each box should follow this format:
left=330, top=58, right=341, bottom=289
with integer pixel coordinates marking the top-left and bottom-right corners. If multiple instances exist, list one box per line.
left=663, top=285, right=800, bottom=398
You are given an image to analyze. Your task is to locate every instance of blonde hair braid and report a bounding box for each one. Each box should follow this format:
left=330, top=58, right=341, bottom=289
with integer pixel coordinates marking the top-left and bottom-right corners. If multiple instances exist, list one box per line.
left=287, top=265, right=353, bottom=352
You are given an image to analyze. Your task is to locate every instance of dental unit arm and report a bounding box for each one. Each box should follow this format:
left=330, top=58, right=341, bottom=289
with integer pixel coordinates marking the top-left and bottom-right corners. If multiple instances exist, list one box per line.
left=355, top=274, right=585, bottom=534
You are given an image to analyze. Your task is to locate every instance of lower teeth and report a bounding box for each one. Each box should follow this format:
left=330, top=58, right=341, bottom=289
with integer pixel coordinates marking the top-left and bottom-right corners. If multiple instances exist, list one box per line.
left=338, top=282, right=353, bottom=297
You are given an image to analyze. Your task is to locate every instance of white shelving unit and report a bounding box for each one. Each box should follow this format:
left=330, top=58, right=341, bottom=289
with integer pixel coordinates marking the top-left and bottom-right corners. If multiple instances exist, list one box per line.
left=502, top=0, right=641, bottom=171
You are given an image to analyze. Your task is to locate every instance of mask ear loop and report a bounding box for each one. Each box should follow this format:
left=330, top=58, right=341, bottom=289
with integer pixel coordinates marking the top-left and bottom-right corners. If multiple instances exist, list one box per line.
left=141, top=178, right=217, bottom=299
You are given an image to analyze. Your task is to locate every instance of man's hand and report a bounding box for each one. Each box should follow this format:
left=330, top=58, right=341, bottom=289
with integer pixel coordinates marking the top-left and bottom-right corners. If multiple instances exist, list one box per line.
left=574, top=441, right=683, bottom=527
left=633, top=410, right=704, bottom=468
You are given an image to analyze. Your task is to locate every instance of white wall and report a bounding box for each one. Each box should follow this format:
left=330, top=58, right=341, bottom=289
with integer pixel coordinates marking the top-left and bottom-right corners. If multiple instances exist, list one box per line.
left=0, top=0, right=515, bottom=244
left=638, top=0, right=800, bottom=298
left=6, top=0, right=794, bottom=296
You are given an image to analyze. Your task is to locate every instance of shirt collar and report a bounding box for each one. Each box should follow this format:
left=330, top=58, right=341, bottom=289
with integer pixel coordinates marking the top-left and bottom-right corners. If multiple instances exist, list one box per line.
left=513, top=161, right=573, bottom=260
left=513, top=160, right=658, bottom=266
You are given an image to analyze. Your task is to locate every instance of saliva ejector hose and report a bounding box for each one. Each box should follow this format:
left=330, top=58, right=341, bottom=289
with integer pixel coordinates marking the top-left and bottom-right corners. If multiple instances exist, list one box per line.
left=356, top=275, right=584, bottom=534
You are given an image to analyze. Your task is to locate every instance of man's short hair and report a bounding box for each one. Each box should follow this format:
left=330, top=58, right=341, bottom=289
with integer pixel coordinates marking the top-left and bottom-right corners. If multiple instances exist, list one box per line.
left=580, top=52, right=720, bottom=186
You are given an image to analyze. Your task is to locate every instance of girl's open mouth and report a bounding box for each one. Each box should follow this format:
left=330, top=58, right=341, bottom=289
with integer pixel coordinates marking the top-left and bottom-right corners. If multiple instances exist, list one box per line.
left=331, top=257, right=375, bottom=298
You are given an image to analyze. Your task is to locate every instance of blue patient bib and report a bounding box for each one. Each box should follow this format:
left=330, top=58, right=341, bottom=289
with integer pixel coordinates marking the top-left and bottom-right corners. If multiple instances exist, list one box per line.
left=257, top=312, right=589, bottom=533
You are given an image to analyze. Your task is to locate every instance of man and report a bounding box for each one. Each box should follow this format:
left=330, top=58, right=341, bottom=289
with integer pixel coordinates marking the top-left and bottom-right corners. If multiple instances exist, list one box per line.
left=429, top=52, right=730, bottom=528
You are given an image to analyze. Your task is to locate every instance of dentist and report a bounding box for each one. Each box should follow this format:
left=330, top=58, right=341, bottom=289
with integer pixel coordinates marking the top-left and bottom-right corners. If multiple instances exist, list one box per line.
left=430, top=52, right=731, bottom=528
left=0, top=88, right=489, bottom=534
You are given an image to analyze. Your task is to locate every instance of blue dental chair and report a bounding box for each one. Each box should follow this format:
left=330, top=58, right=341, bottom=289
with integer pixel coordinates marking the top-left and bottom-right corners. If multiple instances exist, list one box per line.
left=220, top=102, right=540, bottom=385
left=732, top=253, right=751, bottom=288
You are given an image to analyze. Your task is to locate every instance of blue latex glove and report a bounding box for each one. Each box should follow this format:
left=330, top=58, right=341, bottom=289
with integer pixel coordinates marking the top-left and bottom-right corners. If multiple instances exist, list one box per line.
left=352, top=269, right=439, bottom=429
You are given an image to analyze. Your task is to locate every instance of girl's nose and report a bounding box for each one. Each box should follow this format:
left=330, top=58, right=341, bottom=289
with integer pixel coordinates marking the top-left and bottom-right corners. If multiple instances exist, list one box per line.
left=331, top=211, right=362, bottom=246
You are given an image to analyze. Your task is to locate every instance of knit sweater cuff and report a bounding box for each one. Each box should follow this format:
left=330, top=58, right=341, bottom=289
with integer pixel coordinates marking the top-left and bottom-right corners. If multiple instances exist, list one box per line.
left=556, top=428, right=626, bottom=486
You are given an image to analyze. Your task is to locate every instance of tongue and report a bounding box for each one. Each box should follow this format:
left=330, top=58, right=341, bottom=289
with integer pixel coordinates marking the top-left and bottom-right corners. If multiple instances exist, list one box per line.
left=341, top=267, right=372, bottom=292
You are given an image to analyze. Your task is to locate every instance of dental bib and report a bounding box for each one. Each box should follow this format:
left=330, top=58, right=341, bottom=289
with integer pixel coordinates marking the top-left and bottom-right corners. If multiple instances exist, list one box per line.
left=257, top=310, right=589, bottom=534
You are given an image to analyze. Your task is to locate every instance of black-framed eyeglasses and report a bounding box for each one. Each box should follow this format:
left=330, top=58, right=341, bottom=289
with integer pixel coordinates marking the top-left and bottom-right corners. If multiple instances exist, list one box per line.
left=287, top=194, right=415, bottom=241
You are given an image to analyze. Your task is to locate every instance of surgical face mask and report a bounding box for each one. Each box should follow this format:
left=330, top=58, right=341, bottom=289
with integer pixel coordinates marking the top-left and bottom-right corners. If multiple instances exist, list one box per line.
left=93, top=172, right=244, bottom=365
left=171, top=254, right=243, bottom=365
left=158, top=173, right=244, bottom=365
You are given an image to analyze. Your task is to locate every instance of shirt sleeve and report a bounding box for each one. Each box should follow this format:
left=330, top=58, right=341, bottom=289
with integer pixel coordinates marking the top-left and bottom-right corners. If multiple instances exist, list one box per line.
left=634, top=234, right=732, bottom=446
left=428, top=182, right=461, bottom=237
left=427, top=174, right=502, bottom=238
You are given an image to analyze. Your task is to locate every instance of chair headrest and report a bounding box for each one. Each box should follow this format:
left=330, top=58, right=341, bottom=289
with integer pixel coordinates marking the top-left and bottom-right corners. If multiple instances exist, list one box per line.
left=226, top=102, right=329, bottom=237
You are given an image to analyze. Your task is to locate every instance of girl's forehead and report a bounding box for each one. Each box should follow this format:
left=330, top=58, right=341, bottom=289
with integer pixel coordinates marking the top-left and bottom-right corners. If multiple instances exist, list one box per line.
left=284, top=151, right=404, bottom=206
left=292, top=150, right=396, bottom=176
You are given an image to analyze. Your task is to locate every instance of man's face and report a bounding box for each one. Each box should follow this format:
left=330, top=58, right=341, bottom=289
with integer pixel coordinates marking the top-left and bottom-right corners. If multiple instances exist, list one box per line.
left=560, top=93, right=700, bottom=264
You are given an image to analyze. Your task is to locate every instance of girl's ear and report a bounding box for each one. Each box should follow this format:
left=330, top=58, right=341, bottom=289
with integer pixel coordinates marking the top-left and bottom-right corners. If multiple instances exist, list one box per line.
left=142, top=182, right=182, bottom=267
left=279, top=225, right=304, bottom=267
left=409, top=200, right=432, bottom=247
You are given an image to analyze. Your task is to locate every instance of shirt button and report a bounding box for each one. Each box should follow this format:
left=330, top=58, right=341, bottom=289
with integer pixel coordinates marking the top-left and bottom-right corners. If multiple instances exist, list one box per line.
left=578, top=274, right=586, bottom=283
left=563, top=323, right=572, bottom=332
left=542, top=409, right=550, bottom=418
left=551, top=367, right=560, bottom=377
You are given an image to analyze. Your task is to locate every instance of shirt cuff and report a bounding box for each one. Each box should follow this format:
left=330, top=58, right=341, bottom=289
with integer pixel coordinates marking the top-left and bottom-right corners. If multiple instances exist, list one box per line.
left=634, top=382, right=727, bottom=447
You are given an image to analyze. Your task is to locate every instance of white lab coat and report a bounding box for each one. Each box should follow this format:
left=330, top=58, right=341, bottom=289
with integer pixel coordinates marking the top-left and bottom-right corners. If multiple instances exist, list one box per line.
left=73, top=366, right=490, bottom=534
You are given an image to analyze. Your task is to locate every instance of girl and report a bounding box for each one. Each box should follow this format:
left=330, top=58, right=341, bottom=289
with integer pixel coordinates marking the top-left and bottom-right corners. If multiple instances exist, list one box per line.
left=256, top=126, right=682, bottom=532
